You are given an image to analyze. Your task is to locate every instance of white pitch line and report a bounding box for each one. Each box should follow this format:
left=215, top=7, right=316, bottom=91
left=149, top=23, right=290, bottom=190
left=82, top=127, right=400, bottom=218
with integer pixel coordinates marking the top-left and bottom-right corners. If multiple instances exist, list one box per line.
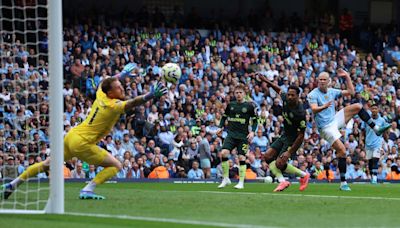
left=65, top=212, right=277, bottom=228
left=196, top=190, right=400, bottom=201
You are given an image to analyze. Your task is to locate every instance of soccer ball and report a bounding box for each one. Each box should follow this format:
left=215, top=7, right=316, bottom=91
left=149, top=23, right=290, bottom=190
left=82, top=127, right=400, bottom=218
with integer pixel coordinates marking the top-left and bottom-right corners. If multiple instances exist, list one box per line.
left=264, top=176, right=273, bottom=183
left=162, top=63, right=181, bottom=84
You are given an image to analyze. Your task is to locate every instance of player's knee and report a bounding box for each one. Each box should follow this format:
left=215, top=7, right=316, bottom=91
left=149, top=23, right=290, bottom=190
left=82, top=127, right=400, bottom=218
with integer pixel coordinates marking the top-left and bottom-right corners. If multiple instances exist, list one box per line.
left=352, top=103, right=362, bottom=113
left=115, top=161, right=123, bottom=171
left=221, top=149, right=230, bottom=158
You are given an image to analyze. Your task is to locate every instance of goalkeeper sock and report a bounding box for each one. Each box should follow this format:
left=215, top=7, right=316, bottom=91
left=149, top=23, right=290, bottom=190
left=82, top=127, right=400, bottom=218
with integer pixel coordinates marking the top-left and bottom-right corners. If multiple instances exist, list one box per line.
left=12, top=162, right=48, bottom=188
left=221, top=157, right=229, bottom=178
left=284, top=164, right=306, bottom=177
left=82, top=181, right=97, bottom=192
left=238, top=161, right=246, bottom=183
left=93, top=167, right=118, bottom=185
left=270, top=161, right=285, bottom=183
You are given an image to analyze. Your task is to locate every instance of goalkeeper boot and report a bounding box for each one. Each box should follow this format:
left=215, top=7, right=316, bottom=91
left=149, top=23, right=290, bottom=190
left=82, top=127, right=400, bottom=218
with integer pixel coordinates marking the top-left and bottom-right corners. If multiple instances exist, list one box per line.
left=0, top=183, right=14, bottom=200
left=273, top=181, right=291, bottom=192
left=299, top=173, right=310, bottom=191
left=79, top=191, right=105, bottom=200
left=217, top=177, right=231, bottom=189
left=375, top=123, right=391, bottom=136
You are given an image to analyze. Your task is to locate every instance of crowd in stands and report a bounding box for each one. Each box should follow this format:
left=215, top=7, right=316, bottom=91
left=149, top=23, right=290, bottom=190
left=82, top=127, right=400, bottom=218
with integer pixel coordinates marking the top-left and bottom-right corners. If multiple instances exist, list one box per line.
left=1, top=7, right=400, bottom=182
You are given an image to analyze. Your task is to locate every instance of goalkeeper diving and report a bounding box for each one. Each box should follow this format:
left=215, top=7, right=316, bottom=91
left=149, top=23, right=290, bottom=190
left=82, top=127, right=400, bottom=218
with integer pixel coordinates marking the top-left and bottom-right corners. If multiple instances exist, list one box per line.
left=1, top=63, right=168, bottom=200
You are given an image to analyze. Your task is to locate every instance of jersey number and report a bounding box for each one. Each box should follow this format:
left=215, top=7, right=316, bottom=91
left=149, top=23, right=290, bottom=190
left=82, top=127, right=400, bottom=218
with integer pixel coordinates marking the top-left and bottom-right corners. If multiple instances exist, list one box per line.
left=88, top=107, right=99, bottom=125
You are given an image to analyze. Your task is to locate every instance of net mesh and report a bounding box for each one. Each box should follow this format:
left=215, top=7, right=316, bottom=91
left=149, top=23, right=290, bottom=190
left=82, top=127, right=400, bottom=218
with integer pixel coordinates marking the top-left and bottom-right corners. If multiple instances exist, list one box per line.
left=0, top=0, right=50, bottom=211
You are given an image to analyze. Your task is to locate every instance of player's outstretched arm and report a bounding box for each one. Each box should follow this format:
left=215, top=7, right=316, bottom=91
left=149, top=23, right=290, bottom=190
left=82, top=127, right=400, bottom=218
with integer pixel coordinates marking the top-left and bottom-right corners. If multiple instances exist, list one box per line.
left=309, top=101, right=333, bottom=114
left=251, top=73, right=282, bottom=94
left=124, top=82, right=167, bottom=112
left=337, top=68, right=355, bottom=96
left=112, top=63, right=137, bottom=79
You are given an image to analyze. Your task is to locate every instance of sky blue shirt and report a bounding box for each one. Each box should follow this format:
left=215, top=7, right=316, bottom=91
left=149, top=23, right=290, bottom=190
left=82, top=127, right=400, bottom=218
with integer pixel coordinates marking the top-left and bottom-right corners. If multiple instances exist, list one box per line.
left=365, top=113, right=386, bottom=150
left=307, top=88, right=342, bottom=129
left=188, top=169, right=204, bottom=179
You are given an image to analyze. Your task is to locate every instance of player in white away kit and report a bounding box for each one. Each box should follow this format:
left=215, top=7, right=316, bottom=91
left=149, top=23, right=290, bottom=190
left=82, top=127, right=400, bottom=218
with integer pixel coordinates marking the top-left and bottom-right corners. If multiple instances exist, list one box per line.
left=307, top=70, right=391, bottom=191
left=364, top=103, right=388, bottom=184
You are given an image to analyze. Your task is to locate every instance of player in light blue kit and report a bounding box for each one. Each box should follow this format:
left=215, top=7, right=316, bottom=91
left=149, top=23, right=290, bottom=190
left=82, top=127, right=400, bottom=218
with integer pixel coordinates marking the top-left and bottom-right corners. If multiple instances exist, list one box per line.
left=307, top=70, right=391, bottom=191
left=364, top=103, right=388, bottom=184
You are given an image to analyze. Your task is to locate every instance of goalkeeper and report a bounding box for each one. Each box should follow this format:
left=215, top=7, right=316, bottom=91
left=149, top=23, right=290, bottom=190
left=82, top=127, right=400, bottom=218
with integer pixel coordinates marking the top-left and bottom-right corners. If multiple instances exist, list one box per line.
left=1, top=63, right=167, bottom=200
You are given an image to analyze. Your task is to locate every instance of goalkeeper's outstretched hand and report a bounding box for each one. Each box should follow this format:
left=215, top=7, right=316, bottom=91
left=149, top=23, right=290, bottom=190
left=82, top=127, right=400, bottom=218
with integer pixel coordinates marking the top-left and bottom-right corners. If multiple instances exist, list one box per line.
left=144, top=81, right=168, bottom=101
left=121, top=63, right=137, bottom=77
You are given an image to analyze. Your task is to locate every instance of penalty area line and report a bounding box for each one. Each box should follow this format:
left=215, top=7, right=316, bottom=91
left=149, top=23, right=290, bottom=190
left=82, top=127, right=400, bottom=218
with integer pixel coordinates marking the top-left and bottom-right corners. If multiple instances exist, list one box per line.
left=65, top=212, right=276, bottom=228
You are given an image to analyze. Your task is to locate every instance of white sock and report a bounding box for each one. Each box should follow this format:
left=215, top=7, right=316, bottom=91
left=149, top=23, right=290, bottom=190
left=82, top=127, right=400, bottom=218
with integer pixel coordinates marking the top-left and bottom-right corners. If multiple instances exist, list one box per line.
left=341, top=181, right=347, bottom=185
left=82, top=181, right=97, bottom=192
left=372, top=175, right=377, bottom=182
left=10, top=177, right=23, bottom=189
left=299, top=171, right=307, bottom=178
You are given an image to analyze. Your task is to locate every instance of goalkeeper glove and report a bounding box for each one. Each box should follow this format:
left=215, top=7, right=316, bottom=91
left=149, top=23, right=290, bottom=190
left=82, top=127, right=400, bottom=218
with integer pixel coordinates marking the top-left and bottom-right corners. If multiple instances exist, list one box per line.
left=120, top=63, right=137, bottom=77
left=144, top=82, right=168, bottom=101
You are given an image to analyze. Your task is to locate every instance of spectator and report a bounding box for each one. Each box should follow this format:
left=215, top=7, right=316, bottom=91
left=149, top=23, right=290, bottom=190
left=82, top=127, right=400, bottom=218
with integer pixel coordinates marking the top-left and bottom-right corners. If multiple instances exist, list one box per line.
left=187, top=161, right=204, bottom=179
left=70, top=162, right=86, bottom=178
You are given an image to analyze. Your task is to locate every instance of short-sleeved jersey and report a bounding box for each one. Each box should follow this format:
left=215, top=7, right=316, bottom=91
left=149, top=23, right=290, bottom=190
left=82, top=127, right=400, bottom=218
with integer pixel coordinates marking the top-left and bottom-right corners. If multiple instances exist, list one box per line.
left=281, top=94, right=306, bottom=139
left=365, top=113, right=385, bottom=150
left=223, top=101, right=257, bottom=139
left=307, top=88, right=342, bottom=129
left=71, top=86, right=127, bottom=143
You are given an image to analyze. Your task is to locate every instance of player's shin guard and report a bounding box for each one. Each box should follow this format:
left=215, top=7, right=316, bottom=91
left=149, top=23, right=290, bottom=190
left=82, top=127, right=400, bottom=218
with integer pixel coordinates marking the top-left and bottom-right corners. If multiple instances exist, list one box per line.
left=221, top=157, right=229, bottom=178
left=358, top=108, right=375, bottom=129
left=269, top=161, right=285, bottom=183
left=338, top=157, right=347, bottom=182
left=370, top=158, right=379, bottom=182
left=284, top=164, right=306, bottom=177
left=93, top=167, right=118, bottom=185
left=10, top=161, right=48, bottom=189
left=238, top=161, right=246, bottom=183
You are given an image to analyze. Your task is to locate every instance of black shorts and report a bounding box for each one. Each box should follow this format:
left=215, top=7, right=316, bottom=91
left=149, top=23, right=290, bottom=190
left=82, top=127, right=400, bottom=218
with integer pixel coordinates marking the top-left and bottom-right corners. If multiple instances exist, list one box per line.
left=269, top=135, right=295, bottom=159
left=221, top=136, right=249, bottom=155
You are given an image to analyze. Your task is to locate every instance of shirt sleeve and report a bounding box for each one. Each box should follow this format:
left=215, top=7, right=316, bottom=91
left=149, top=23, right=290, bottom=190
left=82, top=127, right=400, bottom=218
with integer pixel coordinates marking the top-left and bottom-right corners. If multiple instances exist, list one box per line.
left=332, top=88, right=342, bottom=99
left=307, top=91, right=317, bottom=104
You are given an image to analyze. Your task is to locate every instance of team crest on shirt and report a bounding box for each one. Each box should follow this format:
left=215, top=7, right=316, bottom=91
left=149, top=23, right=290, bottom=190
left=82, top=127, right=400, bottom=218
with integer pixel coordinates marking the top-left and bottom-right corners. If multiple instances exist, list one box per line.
left=242, top=107, right=247, bottom=113
left=324, top=95, right=328, bottom=99
left=231, top=107, right=234, bottom=111
left=289, top=112, right=294, bottom=118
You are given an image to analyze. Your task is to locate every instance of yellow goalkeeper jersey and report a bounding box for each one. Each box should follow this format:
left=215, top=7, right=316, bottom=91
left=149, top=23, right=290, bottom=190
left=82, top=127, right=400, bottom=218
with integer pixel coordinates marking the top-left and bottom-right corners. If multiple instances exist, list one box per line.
left=71, top=86, right=127, bottom=143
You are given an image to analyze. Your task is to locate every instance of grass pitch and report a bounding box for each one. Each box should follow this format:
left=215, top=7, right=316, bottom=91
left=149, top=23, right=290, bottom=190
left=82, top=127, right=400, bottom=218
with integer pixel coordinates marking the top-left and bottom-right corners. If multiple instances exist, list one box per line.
left=1, top=182, right=400, bottom=227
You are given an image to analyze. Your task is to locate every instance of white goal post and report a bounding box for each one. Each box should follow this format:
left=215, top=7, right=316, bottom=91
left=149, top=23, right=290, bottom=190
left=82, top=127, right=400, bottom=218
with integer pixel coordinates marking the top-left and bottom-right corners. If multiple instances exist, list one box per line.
left=0, top=0, right=64, bottom=214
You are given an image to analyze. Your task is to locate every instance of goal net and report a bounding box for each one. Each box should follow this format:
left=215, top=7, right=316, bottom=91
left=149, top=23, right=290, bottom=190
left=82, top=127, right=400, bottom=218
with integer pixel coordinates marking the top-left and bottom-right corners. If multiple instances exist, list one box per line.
left=0, top=0, right=63, bottom=214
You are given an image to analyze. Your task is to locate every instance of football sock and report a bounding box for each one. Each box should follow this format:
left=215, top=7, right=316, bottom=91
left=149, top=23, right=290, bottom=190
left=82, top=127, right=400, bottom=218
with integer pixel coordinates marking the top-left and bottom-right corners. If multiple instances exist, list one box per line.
left=11, top=162, right=49, bottom=189
left=284, top=164, right=306, bottom=177
left=358, top=108, right=375, bottom=129
left=338, top=157, right=347, bottom=182
left=270, top=161, right=286, bottom=183
left=82, top=181, right=97, bottom=192
left=222, top=157, right=229, bottom=178
left=93, top=167, right=118, bottom=185
left=239, top=161, right=246, bottom=183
